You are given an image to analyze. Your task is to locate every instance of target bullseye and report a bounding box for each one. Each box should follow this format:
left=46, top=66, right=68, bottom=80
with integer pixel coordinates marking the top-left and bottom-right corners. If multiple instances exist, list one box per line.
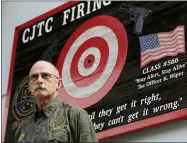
left=57, top=15, right=128, bottom=108
left=84, top=54, right=95, bottom=69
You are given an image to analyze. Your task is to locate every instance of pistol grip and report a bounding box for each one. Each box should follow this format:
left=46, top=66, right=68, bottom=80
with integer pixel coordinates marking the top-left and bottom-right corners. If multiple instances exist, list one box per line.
left=134, top=16, right=144, bottom=34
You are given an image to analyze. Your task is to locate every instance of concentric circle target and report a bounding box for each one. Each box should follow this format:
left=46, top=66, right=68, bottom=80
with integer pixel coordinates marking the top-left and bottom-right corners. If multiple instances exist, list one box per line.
left=56, top=15, right=128, bottom=108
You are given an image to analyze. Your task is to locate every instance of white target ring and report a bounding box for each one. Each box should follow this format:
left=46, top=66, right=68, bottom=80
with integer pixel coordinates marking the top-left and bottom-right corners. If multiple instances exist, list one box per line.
left=57, top=15, right=128, bottom=108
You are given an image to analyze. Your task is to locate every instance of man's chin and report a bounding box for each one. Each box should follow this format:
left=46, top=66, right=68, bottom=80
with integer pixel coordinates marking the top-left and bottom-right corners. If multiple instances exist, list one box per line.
left=34, top=94, right=50, bottom=100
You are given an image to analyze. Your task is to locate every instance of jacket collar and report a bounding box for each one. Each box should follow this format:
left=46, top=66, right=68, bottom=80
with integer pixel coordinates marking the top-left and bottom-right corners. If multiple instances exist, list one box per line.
left=35, top=96, right=61, bottom=118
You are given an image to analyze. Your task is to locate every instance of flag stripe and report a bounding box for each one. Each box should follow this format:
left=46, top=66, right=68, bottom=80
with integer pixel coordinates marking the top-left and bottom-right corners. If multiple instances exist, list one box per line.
left=141, top=47, right=184, bottom=61
left=160, top=38, right=184, bottom=46
left=141, top=45, right=185, bottom=60
left=142, top=44, right=185, bottom=58
left=141, top=49, right=185, bottom=68
left=159, top=34, right=184, bottom=43
left=139, top=25, right=185, bottom=68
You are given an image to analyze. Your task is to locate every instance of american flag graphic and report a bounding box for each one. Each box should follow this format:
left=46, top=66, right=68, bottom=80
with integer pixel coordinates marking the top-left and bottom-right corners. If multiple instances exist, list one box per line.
left=139, top=25, right=185, bottom=68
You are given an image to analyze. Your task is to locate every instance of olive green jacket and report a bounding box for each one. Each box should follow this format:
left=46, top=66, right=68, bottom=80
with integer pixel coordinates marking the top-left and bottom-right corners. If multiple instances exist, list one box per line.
left=16, top=96, right=98, bottom=143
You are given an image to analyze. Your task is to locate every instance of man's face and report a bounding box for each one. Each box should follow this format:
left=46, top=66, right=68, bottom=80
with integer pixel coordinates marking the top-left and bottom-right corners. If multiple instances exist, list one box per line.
left=29, top=62, right=61, bottom=98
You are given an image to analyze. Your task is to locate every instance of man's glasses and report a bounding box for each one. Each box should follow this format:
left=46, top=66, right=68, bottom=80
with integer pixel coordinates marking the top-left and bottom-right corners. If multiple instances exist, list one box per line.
left=29, top=72, right=59, bottom=81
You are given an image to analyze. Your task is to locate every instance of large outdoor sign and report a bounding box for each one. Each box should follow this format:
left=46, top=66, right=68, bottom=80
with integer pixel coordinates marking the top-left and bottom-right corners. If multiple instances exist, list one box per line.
left=3, top=1, right=187, bottom=143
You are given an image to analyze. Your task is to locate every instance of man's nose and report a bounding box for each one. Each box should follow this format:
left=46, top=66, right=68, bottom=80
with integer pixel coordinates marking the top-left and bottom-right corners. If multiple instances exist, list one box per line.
left=36, top=75, right=43, bottom=83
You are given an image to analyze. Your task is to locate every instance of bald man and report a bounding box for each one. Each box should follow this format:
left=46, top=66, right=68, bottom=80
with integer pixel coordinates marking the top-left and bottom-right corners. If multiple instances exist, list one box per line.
left=16, top=60, right=98, bottom=143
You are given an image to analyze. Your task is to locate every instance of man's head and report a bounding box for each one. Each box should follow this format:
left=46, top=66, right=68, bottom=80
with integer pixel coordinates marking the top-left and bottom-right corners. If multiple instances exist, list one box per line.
left=29, top=61, right=62, bottom=99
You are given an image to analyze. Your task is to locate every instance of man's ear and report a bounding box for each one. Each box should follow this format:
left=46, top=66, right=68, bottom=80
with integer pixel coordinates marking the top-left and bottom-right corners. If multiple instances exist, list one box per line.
left=57, top=78, right=62, bottom=90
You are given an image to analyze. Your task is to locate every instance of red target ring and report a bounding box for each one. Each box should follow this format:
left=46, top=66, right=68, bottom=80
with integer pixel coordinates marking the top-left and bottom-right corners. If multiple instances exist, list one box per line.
left=56, top=15, right=128, bottom=108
